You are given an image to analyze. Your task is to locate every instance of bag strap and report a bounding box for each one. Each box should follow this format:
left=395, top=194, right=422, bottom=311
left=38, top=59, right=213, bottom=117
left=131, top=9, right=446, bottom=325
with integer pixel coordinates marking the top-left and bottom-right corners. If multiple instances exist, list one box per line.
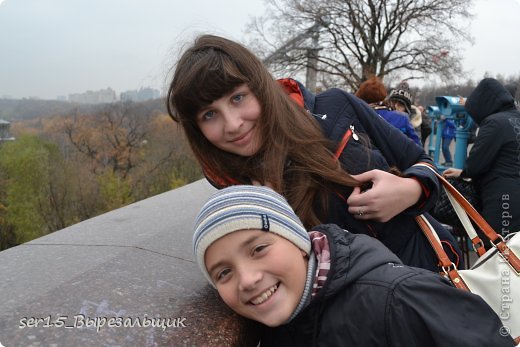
left=415, top=163, right=486, bottom=256
left=414, top=162, right=520, bottom=274
left=415, top=215, right=470, bottom=290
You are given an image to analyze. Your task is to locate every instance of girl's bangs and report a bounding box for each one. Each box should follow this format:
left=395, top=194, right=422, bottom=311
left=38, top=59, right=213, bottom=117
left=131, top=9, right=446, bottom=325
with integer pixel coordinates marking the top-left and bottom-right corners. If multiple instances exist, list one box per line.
left=175, top=52, right=249, bottom=120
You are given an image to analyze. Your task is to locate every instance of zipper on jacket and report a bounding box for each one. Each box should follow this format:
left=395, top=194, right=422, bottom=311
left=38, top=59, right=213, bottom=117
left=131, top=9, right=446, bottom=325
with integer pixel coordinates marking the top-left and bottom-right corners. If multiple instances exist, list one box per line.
left=312, top=113, right=327, bottom=120
left=350, top=125, right=359, bottom=141
left=334, top=125, right=358, bottom=160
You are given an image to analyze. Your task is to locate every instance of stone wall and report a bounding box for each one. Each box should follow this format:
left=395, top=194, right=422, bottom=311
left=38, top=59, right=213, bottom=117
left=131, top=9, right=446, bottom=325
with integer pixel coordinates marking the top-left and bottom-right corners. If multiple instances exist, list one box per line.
left=0, top=180, right=258, bottom=346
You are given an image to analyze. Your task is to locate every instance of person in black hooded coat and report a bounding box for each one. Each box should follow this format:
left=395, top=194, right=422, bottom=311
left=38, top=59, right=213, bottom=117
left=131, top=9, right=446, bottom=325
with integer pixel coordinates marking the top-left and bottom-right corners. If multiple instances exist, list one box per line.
left=444, top=78, right=520, bottom=237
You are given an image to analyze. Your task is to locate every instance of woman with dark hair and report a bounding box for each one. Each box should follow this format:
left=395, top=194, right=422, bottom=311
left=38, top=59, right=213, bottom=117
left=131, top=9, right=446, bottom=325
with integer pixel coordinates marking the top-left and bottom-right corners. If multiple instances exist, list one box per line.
left=167, top=34, right=461, bottom=271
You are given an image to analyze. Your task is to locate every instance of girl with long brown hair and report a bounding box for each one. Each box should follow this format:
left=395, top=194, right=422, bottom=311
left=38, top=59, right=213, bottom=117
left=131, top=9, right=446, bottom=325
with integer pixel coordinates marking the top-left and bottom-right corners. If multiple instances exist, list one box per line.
left=167, top=34, right=461, bottom=271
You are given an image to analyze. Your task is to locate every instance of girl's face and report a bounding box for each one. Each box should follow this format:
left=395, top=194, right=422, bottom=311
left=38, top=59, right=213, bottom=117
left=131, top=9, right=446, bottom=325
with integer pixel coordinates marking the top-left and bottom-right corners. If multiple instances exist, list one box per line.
left=205, top=229, right=308, bottom=327
left=196, top=84, right=262, bottom=157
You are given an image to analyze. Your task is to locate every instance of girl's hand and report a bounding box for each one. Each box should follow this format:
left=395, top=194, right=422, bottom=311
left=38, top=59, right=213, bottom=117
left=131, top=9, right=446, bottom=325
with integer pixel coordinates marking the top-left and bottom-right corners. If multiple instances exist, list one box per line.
left=347, top=170, right=422, bottom=222
left=442, top=168, right=462, bottom=178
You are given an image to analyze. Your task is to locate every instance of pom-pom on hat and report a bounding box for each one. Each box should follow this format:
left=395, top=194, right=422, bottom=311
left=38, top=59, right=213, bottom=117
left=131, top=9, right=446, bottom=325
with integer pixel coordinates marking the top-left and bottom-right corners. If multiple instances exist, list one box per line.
left=388, top=81, right=413, bottom=114
left=193, top=185, right=311, bottom=285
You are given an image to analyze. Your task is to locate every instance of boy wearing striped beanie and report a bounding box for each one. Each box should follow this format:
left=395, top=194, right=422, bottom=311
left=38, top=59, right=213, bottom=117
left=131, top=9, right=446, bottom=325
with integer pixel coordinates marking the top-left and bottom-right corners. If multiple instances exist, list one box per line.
left=193, top=185, right=514, bottom=346
left=193, top=185, right=315, bottom=327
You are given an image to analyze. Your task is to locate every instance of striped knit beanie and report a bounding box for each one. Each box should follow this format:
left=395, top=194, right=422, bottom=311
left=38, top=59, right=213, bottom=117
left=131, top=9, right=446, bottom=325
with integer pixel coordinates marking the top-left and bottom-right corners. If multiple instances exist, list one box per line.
left=193, top=185, right=311, bottom=285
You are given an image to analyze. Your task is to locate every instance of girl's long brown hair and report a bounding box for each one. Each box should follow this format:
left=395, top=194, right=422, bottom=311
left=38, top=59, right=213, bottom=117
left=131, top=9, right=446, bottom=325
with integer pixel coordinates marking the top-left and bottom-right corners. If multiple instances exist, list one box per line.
left=167, top=35, right=358, bottom=228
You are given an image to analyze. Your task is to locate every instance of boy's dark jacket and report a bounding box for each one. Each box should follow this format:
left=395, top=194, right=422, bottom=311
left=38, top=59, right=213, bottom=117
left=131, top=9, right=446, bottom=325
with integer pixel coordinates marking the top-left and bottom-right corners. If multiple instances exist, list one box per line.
left=259, top=224, right=514, bottom=347
left=278, top=79, right=461, bottom=271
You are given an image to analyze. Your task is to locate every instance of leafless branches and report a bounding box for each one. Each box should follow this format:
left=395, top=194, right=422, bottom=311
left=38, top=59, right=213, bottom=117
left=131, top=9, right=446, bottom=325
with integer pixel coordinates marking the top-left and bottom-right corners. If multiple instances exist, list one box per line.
left=247, top=0, right=474, bottom=90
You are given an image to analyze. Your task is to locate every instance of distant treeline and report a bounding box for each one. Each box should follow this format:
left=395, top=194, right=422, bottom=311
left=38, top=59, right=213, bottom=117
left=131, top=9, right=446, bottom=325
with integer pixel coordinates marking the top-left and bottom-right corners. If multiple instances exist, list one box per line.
left=2, top=75, right=518, bottom=123
left=0, top=98, right=201, bottom=251
left=0, top=98, right=167, bottom=121
left=413, top=75, right=520, bottom=107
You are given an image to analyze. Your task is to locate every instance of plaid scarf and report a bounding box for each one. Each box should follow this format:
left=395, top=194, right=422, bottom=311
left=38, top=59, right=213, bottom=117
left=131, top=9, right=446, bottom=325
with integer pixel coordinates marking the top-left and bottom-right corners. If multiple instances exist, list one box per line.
left=286, top=230, right=331, bottom=323
left=309, top=230, right=331, bottom=297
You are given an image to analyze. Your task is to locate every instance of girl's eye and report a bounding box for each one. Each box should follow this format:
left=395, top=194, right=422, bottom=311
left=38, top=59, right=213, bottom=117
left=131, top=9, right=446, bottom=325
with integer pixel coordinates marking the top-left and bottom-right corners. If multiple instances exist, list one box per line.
left=201, top=110, right=215, bottom=121
left=232, top=94, right=244, bottom=103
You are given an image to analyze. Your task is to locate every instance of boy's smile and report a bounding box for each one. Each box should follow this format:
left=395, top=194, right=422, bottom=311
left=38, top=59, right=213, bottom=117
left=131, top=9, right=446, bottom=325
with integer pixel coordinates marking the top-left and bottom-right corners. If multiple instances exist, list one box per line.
left=249, top=283, right=278, bottom=305
left=204, top=229, right=308, bottom=327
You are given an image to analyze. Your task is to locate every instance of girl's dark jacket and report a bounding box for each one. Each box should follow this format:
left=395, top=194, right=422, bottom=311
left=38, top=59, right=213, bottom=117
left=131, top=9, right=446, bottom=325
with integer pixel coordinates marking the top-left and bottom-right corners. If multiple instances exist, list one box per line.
left=463, top=78, right=520, bottom=235
left=206, top=79, right=462, bottom=271
left=279, top=79, right=461, bottom=271
left=259, top=224, right=515, bottom=347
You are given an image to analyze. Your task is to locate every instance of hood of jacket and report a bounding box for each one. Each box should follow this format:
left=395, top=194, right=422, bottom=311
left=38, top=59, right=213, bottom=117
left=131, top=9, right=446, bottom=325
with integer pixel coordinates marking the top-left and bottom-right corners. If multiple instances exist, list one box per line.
left=277, top=78, right=316, bottom=113
left=309, top=224, right=401, bottom=299
left=465, top=78, right=516, bottom=125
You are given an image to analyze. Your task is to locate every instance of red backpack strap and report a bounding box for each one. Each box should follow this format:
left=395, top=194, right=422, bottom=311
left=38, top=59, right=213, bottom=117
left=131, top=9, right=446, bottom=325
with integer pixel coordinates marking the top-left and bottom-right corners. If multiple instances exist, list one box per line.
left=277, top=78, right=305, bottom=108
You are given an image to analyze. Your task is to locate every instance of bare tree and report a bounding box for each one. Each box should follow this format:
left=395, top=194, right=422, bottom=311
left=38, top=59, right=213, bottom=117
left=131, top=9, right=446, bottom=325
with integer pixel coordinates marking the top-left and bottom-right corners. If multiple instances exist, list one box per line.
left=247, top=0, right=474, bottom=91
left=63, top=103, right=149, bottom=179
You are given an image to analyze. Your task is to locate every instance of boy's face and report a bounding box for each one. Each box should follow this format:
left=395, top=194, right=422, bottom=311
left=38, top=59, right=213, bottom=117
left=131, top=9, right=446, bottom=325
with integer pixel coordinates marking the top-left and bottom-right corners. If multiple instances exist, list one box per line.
left=204, top=229, right=308, bottom=327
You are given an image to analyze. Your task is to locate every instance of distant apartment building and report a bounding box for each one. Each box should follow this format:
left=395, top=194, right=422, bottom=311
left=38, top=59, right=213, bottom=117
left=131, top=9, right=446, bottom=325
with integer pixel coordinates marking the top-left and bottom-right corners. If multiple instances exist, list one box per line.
left=68, top=87, right=117, bottom=104
left=120, top=87, right=161, bottom=102
left=0, top=119, right=15, bottom=142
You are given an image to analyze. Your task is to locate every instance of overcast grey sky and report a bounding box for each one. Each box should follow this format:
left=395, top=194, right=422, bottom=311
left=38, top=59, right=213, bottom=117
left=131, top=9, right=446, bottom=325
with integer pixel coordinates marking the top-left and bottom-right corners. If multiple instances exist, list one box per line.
left=0, top=0, right=519, bottom=100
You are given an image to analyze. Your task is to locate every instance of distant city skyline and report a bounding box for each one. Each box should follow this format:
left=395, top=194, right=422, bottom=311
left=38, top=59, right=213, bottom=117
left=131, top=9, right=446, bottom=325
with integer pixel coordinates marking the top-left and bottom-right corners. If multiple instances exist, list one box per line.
left=0, top=0, right=519, bottom=100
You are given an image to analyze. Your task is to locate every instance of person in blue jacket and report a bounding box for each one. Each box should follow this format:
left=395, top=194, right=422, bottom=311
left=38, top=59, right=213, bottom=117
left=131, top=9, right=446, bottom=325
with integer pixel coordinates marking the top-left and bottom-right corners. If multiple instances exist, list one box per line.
left=355, top=76, right=421, bottom=145
left=166, top=34, right=462, bottom=272
left=441, top=117, right=456, bottom=166
left=193, top=185, right=515, bottom=347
